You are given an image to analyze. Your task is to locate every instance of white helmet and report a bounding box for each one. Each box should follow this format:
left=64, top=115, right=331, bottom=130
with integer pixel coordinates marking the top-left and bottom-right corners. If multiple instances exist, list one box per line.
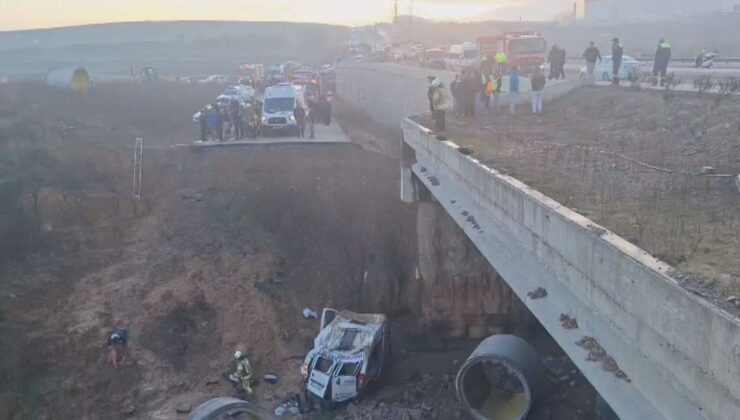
left=234, top=350, right=244, bottom=359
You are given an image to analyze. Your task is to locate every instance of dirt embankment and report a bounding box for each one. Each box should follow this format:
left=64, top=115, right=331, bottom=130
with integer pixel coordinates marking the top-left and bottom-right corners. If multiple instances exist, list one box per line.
left=0, top=82, right=417, bottom=419
left=0, top=82, right=592, bottom=420
left=424, top=86, right=740, bottom=312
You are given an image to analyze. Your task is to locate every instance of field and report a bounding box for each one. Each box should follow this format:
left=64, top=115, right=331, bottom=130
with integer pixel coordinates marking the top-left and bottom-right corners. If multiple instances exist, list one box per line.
left=422, top=85, right=740, bottom=314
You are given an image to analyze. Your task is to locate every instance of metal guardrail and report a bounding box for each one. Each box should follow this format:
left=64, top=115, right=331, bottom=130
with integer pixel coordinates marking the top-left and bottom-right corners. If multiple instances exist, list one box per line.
left=567, top=56, right=740, bottom=67
left=636, top=56, right=740, bottom=67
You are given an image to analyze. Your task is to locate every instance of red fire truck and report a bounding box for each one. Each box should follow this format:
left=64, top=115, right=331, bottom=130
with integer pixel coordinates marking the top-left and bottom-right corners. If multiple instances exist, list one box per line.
left=477, top=32, right=548, bottom=73
left=291, top=70, right=323, bottom=101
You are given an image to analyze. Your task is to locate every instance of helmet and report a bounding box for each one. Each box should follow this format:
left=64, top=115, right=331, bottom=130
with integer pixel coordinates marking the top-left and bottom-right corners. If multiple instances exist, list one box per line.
left=234, top=350, right=244, bottom=359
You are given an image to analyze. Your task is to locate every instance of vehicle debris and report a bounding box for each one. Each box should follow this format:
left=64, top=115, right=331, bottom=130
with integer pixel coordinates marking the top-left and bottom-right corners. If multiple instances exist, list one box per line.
left=576, top=336, right=630, bottom=382
left=302, top=308, right=318, bottom=319
left=527, top=287, right=548, bottom=299
left=302, top=309, right=390, bottom=406
left=560, top=314, right=579, bottom=330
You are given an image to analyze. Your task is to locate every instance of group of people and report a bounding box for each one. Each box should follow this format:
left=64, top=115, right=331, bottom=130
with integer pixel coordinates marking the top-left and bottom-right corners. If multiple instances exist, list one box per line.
left=198, top=99, right=260, bottom=142
left=293, top=95, right=332, bottom=139
left=583, top=37, right=672, bottom=86
left=547, top=44, right=567, bottom=80
left=429, top=61, right=546, bottom=132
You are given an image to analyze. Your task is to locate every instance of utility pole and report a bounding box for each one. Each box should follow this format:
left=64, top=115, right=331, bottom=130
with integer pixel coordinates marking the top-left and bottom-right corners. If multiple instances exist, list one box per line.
left=394, top=0, right=398, bottom=24
left=409, top=0, right=414, bottom=43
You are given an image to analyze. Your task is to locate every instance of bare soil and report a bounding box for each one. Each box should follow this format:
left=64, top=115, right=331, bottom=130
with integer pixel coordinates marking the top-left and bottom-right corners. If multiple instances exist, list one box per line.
left=420, top=86, right=740, bottom=315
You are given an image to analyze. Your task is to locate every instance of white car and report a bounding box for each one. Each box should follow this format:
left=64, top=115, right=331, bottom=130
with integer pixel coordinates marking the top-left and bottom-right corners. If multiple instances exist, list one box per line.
left=198, top=75, right=230, bottom=84
left=217, top=85, right=256, bottom=103
left=580, top=55, right=640, bottom=81
left=302, top=309, right=390, bottom=407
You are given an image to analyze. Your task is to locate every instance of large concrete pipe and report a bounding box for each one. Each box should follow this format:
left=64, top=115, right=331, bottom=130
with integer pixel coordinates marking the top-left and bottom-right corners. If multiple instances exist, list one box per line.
left=455, top=335, right=544, bottom=420
left=46, top=66, right=91, bottom=93
left=188, top=397, right=274, bottom=420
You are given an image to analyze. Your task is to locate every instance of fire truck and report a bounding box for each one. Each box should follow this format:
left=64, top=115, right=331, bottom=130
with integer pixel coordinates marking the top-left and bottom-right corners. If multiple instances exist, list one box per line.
left=291, top=70, right=323, bottom=101
left=477, top=32, right=548, bottom=73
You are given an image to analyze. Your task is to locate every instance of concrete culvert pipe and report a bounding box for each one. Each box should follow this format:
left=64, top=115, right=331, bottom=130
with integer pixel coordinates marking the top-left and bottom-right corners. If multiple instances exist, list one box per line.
left=455, top=335, right=544, bottom=420
left=46, top=66, right=91, bottom=93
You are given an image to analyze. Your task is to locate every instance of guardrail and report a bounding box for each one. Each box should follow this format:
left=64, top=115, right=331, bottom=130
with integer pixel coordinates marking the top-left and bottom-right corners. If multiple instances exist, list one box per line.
left=568, top=56, right=740, bottom=68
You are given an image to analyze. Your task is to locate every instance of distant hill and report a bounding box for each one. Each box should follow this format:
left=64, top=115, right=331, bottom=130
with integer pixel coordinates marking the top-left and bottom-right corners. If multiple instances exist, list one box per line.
left=0, top=21, right=351, bottom=78
left=0, top=21, right=349, bottom=51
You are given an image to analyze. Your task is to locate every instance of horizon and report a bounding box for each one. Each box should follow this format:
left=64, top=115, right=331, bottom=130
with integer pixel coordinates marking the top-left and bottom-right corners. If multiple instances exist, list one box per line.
left=2, top=0, right=583, bottom=32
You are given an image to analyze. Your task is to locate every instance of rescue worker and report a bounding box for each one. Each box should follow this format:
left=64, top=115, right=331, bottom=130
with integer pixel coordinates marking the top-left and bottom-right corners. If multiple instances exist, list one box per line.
left=495, top=51, right=508, bottom=75
left=431, top=78, right=448, bottom=132
left=206, top=104, right=219, bottom=141
left=106, top=328, right=128, bottom=368
left=234, top=350, right=254, bottom=395
left=653, top=38, right=672, bottom=86
left=611, top=38, right=624, bottom=86
left=582, top=41, right=602, bottom=77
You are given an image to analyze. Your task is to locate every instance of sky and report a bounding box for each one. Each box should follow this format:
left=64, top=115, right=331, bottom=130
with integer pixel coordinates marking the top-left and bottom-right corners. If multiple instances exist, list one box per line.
left=2, top=0, right=581, bottom=31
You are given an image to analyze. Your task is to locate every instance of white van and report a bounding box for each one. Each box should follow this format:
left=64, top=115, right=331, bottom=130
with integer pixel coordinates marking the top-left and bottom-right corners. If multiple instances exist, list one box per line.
left=445, top=42, right=480, bottom=72
left=262, top=84, right=306, bottom=136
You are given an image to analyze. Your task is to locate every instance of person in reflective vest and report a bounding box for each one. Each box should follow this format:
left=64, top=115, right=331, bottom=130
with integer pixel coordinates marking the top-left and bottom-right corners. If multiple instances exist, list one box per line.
left=234, top=350, right=254, bottom=395
left=495, top=52, right=508, bottom=74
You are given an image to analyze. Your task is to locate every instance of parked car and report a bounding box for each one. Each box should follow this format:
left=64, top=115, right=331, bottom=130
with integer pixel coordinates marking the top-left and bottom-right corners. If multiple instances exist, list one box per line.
left=580, top=55, right=640, bottom=81
left=302, top=309, right=390, bottom=407
left=217, top=85, right=256, bottom=103
left=199, top=75, right=230, bottom=84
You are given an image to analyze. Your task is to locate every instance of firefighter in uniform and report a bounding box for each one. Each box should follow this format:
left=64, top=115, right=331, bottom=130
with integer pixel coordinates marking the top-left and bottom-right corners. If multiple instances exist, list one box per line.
left=234, top=350, right=254, bottom=395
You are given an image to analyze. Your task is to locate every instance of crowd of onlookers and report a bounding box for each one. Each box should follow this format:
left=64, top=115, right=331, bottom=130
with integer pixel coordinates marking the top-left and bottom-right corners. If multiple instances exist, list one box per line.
left=426, top=55, right=547, bottom=132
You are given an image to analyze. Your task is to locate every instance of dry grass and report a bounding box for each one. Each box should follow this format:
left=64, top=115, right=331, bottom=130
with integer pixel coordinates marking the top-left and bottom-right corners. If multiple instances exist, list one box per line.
left=425, top=86, right=740, bottom=307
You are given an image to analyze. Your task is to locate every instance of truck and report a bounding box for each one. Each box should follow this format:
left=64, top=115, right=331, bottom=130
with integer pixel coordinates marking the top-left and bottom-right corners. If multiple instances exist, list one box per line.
left=302, top=309, right=390, bottom=407
left=291, top=70, right=323, bottom=102
left=261, top=84, right=306, bottom=136
left=477, top=32, right=548, bottom=74
left=445, top=42, right=480, bottom=72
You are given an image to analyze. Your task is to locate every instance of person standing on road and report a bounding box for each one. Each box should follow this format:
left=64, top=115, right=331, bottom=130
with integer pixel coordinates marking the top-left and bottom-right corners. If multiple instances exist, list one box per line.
left=198, top=107, right=208, bottom=142
left=611, top=38, right=624, bottom=85
left=431, top=78, right=448, bottom=132
left=509, top=67, right=520, bottom=115
left=293, top=104, right=306, bottom=138
left=653, top=38, right=672, bottom=86
left=548, top=44, right=560, bottom=80
left=583, top=41, right=602, bottom=77
left=450, top=74, right=462, bottom=116
left=461, top=71, right=477, bottom=119
left=307, top=100, right=316, bottom=139
left=230, top=100, right=242, bottom=140
left=556, top=46, right=567, bottom=80
left=233, top=350, right=254, bottom=396
left=427, top=76, right=436, bottom=112
left=492, top=71, right=503, bottom=111
left=530, top=66, right=546, bottom=114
